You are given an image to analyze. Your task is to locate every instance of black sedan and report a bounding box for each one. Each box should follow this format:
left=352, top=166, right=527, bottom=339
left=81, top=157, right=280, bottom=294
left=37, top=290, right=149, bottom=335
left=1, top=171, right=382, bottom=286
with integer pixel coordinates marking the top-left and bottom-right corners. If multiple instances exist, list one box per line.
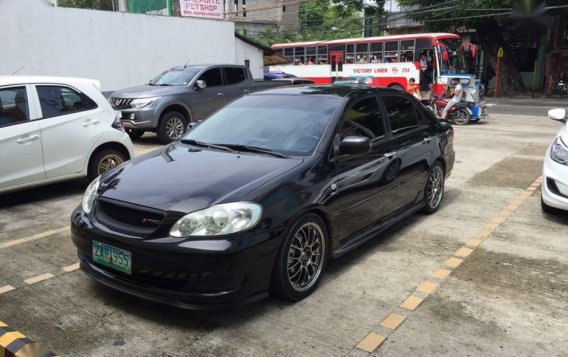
left=71, top=85, right=455, bottom=309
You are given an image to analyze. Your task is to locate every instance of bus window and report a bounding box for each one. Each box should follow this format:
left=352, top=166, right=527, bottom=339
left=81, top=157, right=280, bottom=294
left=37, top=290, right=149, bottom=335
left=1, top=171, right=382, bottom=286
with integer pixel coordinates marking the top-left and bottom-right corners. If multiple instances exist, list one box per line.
left=284, top=48, right=293, bottom=62
left=370, top=42, right=383, bottom=63
left=356, top=43, right=369, bottom=63
left=346, top=44, right=355, bottom=63
left=317, top=46, right=328, bottom=64
left=414, top=38, right=432, bottom=61
left=294, top=47, right=305, bottom=64
left=401, top=40, right=415, bottom=61
left=385, top=41, right=399, bottom=62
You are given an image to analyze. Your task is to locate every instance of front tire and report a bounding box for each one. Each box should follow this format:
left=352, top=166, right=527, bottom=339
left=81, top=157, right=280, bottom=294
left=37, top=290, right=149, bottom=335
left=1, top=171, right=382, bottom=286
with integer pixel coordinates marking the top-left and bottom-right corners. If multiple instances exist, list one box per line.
left=87, top=149, right=126, bottom=181
left=422, top=161, right=445, bottom=214
left=270, top=213, right=328, bottom=301
left=157, top=111, right=187, bottom=144
left=453, top=108, right=471, bottom=125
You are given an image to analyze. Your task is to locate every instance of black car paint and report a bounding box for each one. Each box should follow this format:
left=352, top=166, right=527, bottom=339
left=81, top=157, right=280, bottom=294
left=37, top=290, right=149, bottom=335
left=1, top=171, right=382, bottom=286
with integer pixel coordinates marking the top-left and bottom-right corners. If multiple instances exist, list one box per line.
left=71, top=85, right=455, bottom=309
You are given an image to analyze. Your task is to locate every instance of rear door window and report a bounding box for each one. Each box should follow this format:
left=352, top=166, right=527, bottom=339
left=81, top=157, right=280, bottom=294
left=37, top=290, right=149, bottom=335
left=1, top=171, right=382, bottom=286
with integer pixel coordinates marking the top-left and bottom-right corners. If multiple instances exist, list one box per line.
left=0, top=86, right=30, bottom=127
left=36, top=86, right=97, bottom=119
left=224, top=67, right=247, bottom=85
left=198, top=68, right=223, bottom=87
left=382, top=95, right=425, bottom=135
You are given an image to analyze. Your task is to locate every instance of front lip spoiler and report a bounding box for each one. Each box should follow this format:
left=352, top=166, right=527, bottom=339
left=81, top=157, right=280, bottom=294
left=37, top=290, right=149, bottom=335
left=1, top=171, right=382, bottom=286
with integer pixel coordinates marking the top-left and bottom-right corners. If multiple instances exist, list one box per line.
left=79, top=259, right=269, bottom=311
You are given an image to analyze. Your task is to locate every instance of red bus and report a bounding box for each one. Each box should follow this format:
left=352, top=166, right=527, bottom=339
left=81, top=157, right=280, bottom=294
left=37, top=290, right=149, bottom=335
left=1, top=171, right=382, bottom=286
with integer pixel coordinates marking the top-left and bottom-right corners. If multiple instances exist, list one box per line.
left=270, top=33, right=469, bottom=95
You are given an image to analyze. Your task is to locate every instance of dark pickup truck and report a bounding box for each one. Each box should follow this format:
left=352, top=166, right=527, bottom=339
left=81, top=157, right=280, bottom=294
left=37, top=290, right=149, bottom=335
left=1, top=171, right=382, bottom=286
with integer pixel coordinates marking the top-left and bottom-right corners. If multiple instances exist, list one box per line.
left=110, top=64, right=312, bottom=143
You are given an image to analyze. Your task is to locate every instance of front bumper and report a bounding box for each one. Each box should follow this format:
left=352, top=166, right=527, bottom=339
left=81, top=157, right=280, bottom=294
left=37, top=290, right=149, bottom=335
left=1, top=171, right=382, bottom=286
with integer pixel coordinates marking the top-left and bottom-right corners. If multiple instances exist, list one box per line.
left=542, top=147, right=568, bottom=211
left=119, top=107, right=157, bottom=130
left=71, top=207, right=283, bottom=309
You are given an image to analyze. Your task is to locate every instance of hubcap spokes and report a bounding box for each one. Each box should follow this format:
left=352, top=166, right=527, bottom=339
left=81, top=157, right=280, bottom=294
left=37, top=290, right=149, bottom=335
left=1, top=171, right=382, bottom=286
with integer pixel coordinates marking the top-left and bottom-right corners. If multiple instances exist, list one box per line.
left=426, top=166, right=444, bottom=209
left=166, top=118, right=184, bottom=139
left=287, top=222, right=325, bottom=292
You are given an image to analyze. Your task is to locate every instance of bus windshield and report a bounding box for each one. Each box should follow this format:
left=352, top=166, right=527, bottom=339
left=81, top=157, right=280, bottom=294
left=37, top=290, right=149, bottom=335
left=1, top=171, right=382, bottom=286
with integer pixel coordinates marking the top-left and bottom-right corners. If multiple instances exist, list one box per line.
left=439, top=38, right=467, bottom=74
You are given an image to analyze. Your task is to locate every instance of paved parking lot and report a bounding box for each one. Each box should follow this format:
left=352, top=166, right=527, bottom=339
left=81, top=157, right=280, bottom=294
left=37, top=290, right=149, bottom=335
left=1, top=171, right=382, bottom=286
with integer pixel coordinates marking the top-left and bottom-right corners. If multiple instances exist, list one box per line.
left=1, top=107, right=567, bottom=357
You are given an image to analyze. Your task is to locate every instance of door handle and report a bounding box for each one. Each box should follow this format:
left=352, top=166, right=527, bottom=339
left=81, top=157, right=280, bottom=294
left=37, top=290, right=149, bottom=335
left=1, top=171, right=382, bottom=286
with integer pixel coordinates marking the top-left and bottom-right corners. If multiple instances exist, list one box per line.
left=17, top=135, right=39, bottom=144
left=91, top=119, right=100, bottom=125
left=217, top=93, right=224, bottom=96
left=83, top=119, right=92, bottom=127
left=244, top=89, right=250, bottom=93
left=384, top=152, right=396, bottom=159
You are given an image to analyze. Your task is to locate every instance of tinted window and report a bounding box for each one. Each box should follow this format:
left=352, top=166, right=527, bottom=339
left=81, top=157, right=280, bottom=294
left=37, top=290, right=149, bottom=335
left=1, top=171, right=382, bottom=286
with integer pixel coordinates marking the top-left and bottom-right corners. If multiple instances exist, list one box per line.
left=199, top=68, right=223, bottom=87
left=225, top=67, right=246, bottom=85
left=340, top=97, right=385, bottom=140
left=382, top=96, right=423, bottom=134
left=0, top=87, right=29, bottom=127
left=183, top=95, right=340, bottom=156
left=37, top=86, right=97, bottom=119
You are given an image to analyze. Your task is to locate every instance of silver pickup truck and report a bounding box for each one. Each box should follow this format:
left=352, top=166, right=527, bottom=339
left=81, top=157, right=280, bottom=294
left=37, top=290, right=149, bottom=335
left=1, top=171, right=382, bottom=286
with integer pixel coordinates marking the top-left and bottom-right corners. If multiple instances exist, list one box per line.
left=110, top=64, right=311, bottom=143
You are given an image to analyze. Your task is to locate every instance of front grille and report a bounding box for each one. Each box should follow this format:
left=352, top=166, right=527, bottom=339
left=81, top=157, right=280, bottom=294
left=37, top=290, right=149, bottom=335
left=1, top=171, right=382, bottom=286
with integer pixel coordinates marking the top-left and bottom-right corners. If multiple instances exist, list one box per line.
left=95, top=198, right=165, bottom=235
left=110, top=97, right=133, bottom=110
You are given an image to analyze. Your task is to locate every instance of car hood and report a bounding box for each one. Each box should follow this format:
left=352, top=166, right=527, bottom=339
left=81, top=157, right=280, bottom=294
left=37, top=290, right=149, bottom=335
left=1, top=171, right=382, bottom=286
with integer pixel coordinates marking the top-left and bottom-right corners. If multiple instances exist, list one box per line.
left=111, top=85, right=189, bottom=98
left=98, top=143, right=303, bottom=213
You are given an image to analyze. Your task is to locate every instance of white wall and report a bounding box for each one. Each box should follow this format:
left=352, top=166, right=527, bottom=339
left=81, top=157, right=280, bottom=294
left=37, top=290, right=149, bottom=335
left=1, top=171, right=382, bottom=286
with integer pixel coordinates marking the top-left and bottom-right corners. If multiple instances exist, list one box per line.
left=0, top=0, right=245, bottom=91
left=235, top=38, right=264, bottom=79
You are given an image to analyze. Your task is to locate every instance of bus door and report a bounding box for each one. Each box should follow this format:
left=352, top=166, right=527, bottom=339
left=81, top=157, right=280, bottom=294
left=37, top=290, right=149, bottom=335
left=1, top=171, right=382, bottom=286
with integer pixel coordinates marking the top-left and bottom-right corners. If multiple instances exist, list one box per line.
left=330, top=51, right=344, bottom=83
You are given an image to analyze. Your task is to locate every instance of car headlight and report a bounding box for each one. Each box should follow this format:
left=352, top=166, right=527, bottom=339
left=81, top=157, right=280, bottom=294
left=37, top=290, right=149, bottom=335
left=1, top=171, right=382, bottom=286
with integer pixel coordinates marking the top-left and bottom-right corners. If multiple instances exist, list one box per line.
left=550, top=137, right=568, bottom=165
left=82, top=176, right=100, bottom=214
left=170, top=202, right=262, bottom=237
left=130, top=97, right=159, bottom=108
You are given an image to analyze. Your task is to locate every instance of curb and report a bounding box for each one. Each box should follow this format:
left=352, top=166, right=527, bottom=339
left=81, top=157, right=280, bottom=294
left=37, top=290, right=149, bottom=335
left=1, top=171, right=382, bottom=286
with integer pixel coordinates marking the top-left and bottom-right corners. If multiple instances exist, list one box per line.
left=0, top=321, right=59, bottom=357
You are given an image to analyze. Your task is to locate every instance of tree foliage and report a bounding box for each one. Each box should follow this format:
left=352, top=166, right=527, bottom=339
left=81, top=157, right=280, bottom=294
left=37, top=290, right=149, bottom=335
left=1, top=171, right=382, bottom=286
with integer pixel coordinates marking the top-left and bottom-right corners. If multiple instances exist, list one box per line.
left=57, top=0, right=115, bottom=10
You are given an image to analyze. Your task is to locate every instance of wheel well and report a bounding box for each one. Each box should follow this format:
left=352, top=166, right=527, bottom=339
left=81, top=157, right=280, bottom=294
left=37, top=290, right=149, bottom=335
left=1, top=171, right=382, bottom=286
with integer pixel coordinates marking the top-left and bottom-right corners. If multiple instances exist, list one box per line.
left=160, top=104, right=190, bottom=122
left=303, top=208, right=333, bottom=244
left=88, top=142, right=131, bottom=171
left=436, top=157, right=447, bottom=176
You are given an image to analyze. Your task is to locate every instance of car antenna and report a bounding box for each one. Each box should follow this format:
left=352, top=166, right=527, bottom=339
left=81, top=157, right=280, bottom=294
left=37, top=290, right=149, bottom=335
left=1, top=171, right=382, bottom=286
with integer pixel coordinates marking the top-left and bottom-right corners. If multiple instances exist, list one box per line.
left=184, top=58, right=191, bottom=68
left=10, top=66, right=24, bottom=75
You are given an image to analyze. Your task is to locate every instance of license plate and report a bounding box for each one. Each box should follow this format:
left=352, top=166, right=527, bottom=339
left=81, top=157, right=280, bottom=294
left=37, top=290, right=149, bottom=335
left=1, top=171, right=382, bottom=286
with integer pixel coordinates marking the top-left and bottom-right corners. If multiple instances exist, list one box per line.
left=92, top=241, right=132, bottom=275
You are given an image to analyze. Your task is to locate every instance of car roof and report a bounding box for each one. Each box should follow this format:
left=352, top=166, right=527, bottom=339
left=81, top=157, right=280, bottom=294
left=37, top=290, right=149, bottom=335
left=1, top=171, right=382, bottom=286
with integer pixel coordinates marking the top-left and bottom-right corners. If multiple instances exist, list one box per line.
left=0, top=75, right=99, bottom=88
left=251, top=85, right=403, bottom=98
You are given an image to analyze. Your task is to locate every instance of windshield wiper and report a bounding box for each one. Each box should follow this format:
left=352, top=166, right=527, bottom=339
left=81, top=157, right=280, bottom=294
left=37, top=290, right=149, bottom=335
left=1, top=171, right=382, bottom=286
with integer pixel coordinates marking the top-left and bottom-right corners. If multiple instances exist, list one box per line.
left=180, top=139, right=236, bottom=153
left=220, top=144, right=289, bottom=158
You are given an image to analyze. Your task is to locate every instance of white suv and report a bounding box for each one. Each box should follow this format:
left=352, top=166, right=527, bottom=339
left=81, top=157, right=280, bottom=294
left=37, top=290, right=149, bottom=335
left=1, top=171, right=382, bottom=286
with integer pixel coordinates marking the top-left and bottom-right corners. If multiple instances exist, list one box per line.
left=0, top=76, right=134, bottom=194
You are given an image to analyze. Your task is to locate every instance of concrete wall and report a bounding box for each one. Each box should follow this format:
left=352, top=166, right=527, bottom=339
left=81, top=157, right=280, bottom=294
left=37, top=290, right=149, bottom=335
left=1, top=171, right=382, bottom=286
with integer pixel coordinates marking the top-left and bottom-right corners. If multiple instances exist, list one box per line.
left=235, top=38, right=263, bottom=79
left=0, top=0, right=243, bottom=91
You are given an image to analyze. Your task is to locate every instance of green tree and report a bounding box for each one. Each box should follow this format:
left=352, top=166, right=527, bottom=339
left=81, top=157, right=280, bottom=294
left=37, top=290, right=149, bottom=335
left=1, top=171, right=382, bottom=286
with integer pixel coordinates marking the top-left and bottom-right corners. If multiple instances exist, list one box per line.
left=396, top=0, right=566, bottom=94
left=57, top=0, right=115, bottom=10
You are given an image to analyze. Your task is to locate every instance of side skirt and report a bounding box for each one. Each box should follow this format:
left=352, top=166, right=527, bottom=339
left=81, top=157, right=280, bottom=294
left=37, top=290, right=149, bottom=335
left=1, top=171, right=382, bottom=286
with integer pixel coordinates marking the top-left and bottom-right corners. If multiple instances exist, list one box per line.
left=332, top=202, right=425, bottom=258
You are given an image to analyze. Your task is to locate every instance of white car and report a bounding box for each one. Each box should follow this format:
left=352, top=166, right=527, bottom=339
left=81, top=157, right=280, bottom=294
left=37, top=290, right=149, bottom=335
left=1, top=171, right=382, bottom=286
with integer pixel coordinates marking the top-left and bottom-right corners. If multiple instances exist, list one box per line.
left=542, top=108, right=568, bottom=212
left=0, top=76, right=134, bottom=194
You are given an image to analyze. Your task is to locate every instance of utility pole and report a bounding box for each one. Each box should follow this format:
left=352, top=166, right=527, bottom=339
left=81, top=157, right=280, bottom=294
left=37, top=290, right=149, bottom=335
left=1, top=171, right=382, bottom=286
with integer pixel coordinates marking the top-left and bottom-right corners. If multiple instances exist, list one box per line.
left=118, top=0, right=128, bottom=12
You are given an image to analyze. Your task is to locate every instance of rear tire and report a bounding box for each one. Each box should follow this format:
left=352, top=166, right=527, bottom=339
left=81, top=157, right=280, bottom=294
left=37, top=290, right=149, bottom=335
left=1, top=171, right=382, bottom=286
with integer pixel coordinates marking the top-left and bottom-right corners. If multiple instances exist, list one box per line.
left=453, top=108, right=471, bottom=125
left=270, top=213, right=328, bottom=301
left=87, top=149, right=126, bottom=181
left=421, top=161, right=445, bottom=214
left=126, top=128, right=144, bottom=140
left=157, top=111, right=187, bottom=144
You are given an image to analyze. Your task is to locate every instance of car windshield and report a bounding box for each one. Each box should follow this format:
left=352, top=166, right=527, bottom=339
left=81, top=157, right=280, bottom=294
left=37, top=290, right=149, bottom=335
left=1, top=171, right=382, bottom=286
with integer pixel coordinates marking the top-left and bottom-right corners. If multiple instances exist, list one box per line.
left=149, top=68, right=200, bottom=86
left=182, top=94, right=341, bottom=156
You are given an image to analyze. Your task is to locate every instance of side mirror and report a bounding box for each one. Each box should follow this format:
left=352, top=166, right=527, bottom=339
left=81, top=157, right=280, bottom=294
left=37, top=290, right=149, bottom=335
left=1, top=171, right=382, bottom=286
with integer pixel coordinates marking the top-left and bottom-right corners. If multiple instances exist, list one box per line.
left=548, top=108, right=567, bottom=122
left=186, top=120, right=203, bottom=132
left=195, top=80, right=207, bottom=90
left=339, top=136, right=371, bottom=155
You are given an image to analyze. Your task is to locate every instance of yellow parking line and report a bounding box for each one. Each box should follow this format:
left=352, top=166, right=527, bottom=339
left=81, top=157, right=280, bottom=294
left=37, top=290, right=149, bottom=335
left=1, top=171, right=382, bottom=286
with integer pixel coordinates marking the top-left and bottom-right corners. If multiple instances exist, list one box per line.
left=0, top=286, right=15, bottom=295
left=350, top=177, right=543, bottom=355
left=0, top=226, right=68, bottom=251
left=24, top=273, right=54, bottom=285
left=356, top=333, right=386, bottom=353
left=62, top=263, right=80, bottom=272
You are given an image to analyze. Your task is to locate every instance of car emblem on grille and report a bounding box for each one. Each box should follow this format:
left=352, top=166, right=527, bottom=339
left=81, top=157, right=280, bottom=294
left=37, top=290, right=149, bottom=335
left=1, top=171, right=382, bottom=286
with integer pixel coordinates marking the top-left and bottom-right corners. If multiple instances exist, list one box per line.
left=142, top=218, right=161, bottom=226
